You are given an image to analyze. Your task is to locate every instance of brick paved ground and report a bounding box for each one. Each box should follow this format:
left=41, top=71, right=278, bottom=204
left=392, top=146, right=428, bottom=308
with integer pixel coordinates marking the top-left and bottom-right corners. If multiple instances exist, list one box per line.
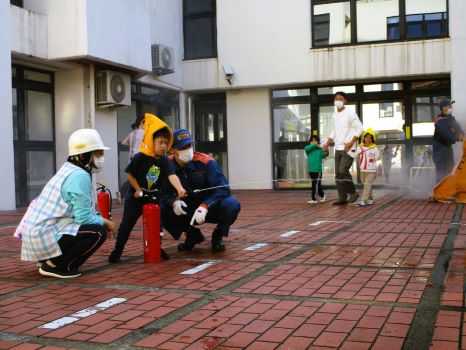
left=0, top=190, right=463, bottom=349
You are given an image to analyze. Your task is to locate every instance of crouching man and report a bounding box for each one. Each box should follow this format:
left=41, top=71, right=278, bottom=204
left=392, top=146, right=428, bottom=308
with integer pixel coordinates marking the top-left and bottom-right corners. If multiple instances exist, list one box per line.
left=162, top=129, right=241, bottom=252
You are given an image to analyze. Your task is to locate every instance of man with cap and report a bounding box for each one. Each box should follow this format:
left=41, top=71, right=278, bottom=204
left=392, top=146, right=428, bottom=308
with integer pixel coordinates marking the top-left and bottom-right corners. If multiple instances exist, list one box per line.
left=433, top=98, right=464, bottom=183
left=162, top=129, right=241, bottom=252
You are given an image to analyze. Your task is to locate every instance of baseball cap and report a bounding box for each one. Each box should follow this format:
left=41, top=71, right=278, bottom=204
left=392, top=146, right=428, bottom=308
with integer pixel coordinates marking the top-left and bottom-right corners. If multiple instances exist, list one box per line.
left=439, top=98, right=455, bottom=110
left=172, top=129, right=193, bottom=150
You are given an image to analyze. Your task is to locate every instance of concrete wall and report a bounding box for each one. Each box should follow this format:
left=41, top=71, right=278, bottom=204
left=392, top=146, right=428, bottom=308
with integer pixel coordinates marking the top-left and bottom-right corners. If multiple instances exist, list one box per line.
left=10, top=5, right=48, bottom=58
left=94, top=110, right=119, bottom=193
left=226, top=89, right=273, bottom=190
left=54, top=67, right=87, bottom=168
left=0, top=0, right=16, bottom=210
left=41, top=0, right=88, bottom=60
left=183, top=0, right=451, bottom=91
left=146, top=0, right=184, bottom=89
left=86, top=0, right=151, bottom=72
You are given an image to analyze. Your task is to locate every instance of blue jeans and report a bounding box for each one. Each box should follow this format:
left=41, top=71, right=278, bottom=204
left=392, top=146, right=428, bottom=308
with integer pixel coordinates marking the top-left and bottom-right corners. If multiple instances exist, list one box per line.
left=162, top=196, right=241, bottom=240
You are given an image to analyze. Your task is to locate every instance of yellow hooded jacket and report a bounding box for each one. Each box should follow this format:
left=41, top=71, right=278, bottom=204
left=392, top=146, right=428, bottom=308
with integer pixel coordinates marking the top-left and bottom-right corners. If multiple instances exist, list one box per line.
left=138, top=113, right=173, bottom=157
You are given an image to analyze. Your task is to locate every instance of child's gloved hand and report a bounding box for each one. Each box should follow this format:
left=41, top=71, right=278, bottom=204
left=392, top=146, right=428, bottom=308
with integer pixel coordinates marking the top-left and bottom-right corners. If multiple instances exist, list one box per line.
left=190, top=206, right=208, bottom=226
left=173, top=200, right=188, bottom=216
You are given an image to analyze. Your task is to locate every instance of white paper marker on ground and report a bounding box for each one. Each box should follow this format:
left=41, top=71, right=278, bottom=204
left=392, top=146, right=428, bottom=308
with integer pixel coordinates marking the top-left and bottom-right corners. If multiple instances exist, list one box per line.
left=180, top=261, right=217, bottom=275
left=244, top=243, right=269, bottom=251
left=280, top=230, right=300, bottom=238
left=40, top=297, right=127, bottom=330
left=309, top=220, right=351, bottom=226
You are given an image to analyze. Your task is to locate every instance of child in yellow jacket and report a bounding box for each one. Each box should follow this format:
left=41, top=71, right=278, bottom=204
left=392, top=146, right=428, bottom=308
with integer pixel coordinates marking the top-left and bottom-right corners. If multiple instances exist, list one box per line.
left=356, top=129, right=380, bottom=207
left=109, top=114, right=185, bottom=263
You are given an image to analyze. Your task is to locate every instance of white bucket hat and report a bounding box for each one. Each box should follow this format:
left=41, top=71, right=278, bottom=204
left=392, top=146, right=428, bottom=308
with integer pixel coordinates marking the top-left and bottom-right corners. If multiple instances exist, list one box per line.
left=68, top=129, right=110, bottom=156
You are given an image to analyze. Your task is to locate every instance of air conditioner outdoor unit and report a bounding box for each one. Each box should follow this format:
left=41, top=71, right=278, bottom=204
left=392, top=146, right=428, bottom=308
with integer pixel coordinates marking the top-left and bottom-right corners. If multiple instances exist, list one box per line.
left=152, top=44, right=175, bottom=76
left=95, top=70, right=131, bottom=108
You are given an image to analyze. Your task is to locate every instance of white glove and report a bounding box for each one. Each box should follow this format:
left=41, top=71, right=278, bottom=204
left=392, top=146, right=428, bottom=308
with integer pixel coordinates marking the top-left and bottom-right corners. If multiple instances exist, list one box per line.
left=190, top=206, right=208, bottom=226
left=173, top=200, right=188, bottom=216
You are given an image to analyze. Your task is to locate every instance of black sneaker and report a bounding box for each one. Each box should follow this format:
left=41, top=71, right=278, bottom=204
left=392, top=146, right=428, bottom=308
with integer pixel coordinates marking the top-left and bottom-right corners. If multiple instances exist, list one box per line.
left=177, top=228, right=205, bottom=252
left=211, top=230, right=226, bottom=253
left=348, top=193, right=359, bottom=203
left=332, top=200, right=348, bottom=206
left=39, top=263, right=81, bottom=279
left=108, top=250, right=122, bottom=264
left=212, top=241, right=226, bottom=253
left=161, top=248, right=170, bottom=261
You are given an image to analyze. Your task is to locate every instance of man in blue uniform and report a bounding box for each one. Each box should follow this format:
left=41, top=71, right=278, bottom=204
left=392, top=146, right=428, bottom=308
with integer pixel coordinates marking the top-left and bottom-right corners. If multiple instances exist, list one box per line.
left=162, top=129, right=241, bottom=252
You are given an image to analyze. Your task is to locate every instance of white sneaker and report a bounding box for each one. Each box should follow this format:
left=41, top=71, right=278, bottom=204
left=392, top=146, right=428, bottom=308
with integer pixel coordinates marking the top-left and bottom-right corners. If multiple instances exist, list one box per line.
left=357, top=201, right=368, bottom=207
left=367, top=199, right=374, bottom=205
left=307, top=200, right=318, bottom=204
left=319, top=196, right=327, bottom=203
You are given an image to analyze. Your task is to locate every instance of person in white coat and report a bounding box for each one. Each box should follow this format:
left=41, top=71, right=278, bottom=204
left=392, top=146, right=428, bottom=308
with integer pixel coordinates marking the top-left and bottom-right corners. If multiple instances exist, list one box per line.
left=323, top=92, right=363, bottom=205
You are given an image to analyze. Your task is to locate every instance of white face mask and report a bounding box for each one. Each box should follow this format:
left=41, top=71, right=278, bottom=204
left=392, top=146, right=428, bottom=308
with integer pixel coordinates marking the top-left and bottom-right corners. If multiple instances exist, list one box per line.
left=447, top=108, right=453, bottom=115
left=334, top=100, right=344, bottom=110
left=92, top=155, right=105, bottom=173
left=178, top=148, right=194, bottom=163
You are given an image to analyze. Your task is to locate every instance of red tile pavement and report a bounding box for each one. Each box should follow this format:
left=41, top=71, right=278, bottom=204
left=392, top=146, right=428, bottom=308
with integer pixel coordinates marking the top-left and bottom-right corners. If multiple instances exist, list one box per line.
left=291, top=245, right=438, bottom=269
left=326, top=232, right=447, bottom=248
left=0, top=285, right=200, bottom=344
left=78, top=260, right=263, bottom=291
left=168, top=242, right=303, bottom=263
left=135, top=296, right=416, bottom=349
left=235, top=264, right=428, bottom=304
left=0, top=191, right=463, bottom=349
left=429, top=311, right=462, bottom=350
left=229, top=229, right=330, bottom=245
left=0, top=281, right=33, bottom=296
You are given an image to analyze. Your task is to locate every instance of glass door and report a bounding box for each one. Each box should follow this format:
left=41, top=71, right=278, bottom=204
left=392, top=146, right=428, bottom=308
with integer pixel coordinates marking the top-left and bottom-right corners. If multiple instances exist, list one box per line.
left=12, top=67, right=56, bottom=207
left=360, top=100, right=406, bottom=185
left=319, top=104, right=358, bottom=186
left=194, top=94, right=228, bottom=175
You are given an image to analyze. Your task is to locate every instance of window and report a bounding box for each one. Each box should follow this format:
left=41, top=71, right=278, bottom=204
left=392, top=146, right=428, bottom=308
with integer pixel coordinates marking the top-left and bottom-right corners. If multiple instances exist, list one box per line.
left=406, top=12, right=448, bottom=39
left=312, top=0, right=448, bottom=47
left=273, top=104, right=311, bottom=143
left=272, top=89, right=310, bottom=98
left=12, top=66, right=55, bottom=206
left=183, top=0, right=217, bottom=60
left=357, top=0, right=399, bottom=42
left=412, top=96, right=443, bottom=137
left=271, top=79, right=450, bottom=190
left=10, top=0, right=23, bottom=7
left=313, top=14, right=330, bottom=47
left=364, top=83, right=403, bottom=92
left=313, top=1, right=352, bottom=47
left=387, top=16, right=401, bottom=40
left=318, top=85, right=356, bottom=95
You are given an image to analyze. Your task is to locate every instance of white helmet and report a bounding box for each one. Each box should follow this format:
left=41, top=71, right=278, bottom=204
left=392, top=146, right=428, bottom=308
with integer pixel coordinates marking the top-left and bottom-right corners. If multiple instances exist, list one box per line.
left=68, top=129, right=110, bottom=156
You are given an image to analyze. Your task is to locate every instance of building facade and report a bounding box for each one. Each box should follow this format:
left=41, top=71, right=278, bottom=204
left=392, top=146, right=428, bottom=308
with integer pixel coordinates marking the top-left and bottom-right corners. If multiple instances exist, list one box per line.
left=1, top=0, right=465, bottom=209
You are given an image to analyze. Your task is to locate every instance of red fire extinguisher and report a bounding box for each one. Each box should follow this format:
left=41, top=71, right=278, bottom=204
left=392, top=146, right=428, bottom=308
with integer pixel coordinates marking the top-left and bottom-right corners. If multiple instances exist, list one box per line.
left=97, top=183, right=112, bottom=220
left=142, top=190, right=161, bottom=263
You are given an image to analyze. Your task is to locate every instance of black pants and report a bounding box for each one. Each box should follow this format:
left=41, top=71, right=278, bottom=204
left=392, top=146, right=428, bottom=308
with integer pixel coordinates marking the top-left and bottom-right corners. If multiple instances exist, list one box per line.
left=309, top=172, right=324, bottom=200
left=113, top=197, right=165, bottom=255
left=51, top=224, right=107, bottom=272
left=434, top=148, right=455, bottom=183
left=162, top=196, right=241, bottom=241
left=335, top=150, right=356, bottom=201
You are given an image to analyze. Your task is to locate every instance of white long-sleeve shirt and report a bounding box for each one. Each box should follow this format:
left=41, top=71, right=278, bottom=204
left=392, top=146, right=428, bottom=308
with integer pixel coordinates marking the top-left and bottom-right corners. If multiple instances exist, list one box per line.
left=329, top=108, right=364, bottom=151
